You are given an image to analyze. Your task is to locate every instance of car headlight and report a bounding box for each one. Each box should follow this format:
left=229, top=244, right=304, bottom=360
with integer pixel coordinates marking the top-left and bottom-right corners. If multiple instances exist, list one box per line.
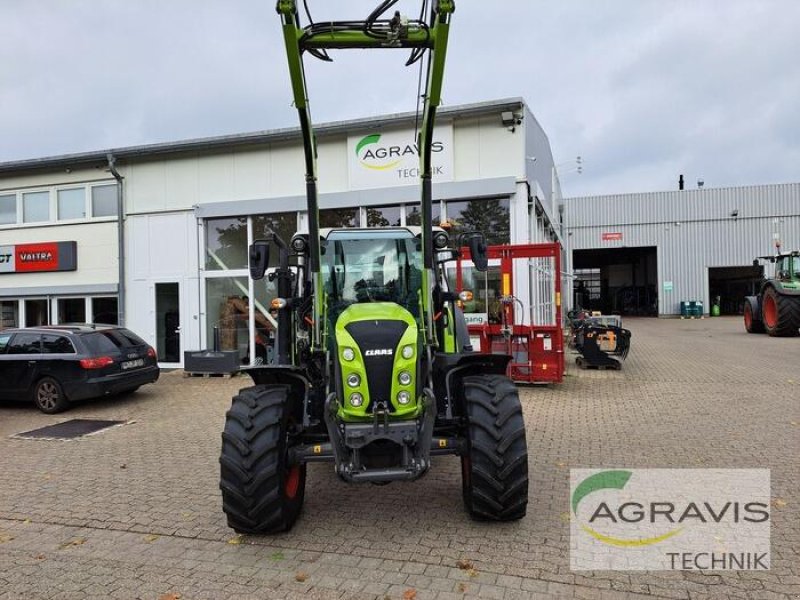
left=398, top=371, right=412, bottom=386
left=350, top=392, right=363, bottom=407
left=347, top=373, right=360, bottom=388
left=402, top=345, right=414, bottom=359
left=397, top=391, right=411, bottom=405
left=342, top=347, right=355, bottom=361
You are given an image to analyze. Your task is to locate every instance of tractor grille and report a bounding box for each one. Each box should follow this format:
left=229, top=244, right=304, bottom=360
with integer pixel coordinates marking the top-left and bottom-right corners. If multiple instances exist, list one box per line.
left=345, top=319, right=408, bottom=412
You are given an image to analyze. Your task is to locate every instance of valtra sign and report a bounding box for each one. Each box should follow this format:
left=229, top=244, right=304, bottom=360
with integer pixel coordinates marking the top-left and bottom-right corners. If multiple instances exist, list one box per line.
left=0, top=241, right=78, bottom=274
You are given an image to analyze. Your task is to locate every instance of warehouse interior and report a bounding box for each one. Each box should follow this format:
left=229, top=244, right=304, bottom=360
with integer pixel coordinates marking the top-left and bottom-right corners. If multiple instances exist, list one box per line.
left=572, top=247, right=658, bottom=316
left=708, top=265, right=764, bottom=315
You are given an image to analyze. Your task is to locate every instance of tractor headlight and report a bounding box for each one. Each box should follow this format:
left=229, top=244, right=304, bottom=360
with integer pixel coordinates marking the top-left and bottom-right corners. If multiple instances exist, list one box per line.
left=401, top=345, right=414, bottom=359
left=397, top=391, right=411, bottom=405
left=349, top=392, right=363, bottom=407
left=433, top=231, right=449, bottom=249
left=347, top=373, right=360, bottom=388
left=398, top=371, right=412, bottom=386
left=342, top=347, right=355, bottom=361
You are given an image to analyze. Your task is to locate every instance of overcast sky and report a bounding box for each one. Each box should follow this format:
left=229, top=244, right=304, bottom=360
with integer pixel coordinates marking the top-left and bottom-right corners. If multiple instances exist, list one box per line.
left=2, top=0, right=798, bottom=197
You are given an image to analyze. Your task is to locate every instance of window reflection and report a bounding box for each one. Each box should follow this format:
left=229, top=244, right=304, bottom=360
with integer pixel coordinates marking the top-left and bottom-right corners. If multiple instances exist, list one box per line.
left=445, top=198, right=509, bottom=246
left=366, top=205, right=402, bottom=227
left=206, top=217, right=248, bottom=270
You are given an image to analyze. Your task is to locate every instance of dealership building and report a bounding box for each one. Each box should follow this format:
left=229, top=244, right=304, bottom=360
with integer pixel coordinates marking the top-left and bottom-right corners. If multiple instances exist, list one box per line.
left=1, top=97, right=798, bottom=368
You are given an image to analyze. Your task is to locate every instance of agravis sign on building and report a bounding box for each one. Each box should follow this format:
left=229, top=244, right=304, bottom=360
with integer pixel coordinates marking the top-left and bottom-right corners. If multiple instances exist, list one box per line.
left=0, top=241, right=78, bottom=274
left=347, top=124, right=454, bottom=190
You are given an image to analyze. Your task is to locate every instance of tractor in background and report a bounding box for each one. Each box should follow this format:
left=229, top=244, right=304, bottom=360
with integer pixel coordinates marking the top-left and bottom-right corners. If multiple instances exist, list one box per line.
left=744, top=250, right=800, bottom=336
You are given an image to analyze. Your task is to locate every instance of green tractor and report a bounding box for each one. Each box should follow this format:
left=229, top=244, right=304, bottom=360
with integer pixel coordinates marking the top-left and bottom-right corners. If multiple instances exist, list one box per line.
left=218, top=0, right=529, bottom=533
left=744, top=250, right=800, bottom=336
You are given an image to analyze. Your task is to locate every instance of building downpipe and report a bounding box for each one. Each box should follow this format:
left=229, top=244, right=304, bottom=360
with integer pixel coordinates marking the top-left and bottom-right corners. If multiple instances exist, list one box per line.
left=106, top=153, right=125, bottom=326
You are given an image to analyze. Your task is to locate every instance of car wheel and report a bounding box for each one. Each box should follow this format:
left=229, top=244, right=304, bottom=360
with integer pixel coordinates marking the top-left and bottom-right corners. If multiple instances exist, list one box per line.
left=32, top=377, right=69, bottom=414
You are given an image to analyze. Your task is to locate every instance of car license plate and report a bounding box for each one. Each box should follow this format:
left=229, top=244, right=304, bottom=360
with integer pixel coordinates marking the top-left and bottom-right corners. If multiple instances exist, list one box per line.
left=121, top=358, right=145, bottom=370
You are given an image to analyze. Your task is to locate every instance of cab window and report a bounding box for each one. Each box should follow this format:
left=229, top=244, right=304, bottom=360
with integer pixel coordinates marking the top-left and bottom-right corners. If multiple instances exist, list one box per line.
left=0, top=333, right=11, bottom=353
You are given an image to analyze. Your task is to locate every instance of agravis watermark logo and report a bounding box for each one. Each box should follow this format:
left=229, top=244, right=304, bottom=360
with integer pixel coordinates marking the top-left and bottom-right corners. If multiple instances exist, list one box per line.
left=570, top=469, right=770, bottom=571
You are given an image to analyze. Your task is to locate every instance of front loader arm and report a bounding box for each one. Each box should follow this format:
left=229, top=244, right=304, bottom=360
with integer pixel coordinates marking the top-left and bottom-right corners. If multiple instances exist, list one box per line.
left=275, top=0, right=455, bottom=349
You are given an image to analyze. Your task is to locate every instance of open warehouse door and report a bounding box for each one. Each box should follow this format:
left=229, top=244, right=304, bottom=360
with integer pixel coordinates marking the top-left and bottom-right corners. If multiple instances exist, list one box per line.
left=572, top=247, right=658, bottom=316
left=708, top=265, right=764, bottom=315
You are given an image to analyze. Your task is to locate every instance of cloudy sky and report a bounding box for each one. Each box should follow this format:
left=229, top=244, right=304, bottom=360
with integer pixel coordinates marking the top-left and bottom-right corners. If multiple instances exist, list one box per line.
left=2, top=0, right=798, bottom=197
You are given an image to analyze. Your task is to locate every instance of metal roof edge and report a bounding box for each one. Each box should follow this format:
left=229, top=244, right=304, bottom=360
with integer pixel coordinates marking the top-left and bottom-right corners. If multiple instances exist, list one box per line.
left=0, top=97, right=526, bottom=176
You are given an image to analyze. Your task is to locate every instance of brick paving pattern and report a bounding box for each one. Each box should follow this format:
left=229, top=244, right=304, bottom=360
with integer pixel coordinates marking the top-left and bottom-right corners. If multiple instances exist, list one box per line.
left=0, top=316, right=798, bottom=599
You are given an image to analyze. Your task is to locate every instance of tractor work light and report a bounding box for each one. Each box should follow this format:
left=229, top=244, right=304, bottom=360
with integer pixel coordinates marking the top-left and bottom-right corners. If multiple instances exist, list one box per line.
left=402, top=345, right=414, bottom=359
left=349, top=392, right=363, bottom=407
left=342, top=347, right=355, bottom=361
left=398, top=371, right=412, bottom=386
left=347, top=373, right=360, bottom=388
left=458, top=290, right=473, bottom=302
left=397, top=391, right=411, bottom=405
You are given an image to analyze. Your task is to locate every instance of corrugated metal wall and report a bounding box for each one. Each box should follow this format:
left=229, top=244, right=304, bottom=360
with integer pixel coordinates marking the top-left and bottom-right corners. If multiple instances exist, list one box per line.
left=564, top=183, right=800, bottom=315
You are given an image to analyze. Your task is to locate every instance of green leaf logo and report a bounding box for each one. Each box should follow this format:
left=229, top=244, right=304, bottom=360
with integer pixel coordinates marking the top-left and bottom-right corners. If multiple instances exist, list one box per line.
left=356, top=134, right=381, bottom=157
left=572, top=470, right=682, bottom=547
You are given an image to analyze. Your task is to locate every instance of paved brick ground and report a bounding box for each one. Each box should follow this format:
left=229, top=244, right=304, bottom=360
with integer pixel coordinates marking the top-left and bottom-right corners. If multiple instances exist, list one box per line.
left=0, top=316, right=798, bottom=599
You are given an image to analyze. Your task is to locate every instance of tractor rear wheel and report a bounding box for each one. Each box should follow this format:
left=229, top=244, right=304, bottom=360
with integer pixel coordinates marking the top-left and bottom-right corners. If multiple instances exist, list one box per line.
left=743, top=300, right=765, bottom=334
left=219, top=384, right=306, bottom=533
left=461, top=374, right=528, bottom=521
left=762, top=287, right=800, bottom=337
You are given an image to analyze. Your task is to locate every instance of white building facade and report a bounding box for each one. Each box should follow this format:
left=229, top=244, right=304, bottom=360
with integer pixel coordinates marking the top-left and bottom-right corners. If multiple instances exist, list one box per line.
left=0, top=98, right=561, bottom=367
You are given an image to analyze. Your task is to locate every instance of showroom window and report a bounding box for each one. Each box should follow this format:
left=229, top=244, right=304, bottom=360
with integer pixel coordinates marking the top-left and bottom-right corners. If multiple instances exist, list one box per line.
left=206, top=217, right=248, bottom=271
left=22, top=191, right=50, bottom=223
left=253, top=213, right=298, bottom=267
left=0, top=194, right=15, bottom=225
left=91, top=184, right=118, bottom=217
left=24, top=299, right=49, bottom=327
left=57, top=298, right=87, bottom=324
left=366, top=205, right=402, bottom=227
left=405, top=202, right=441, bottom=227
left=0, top=300, right=19, bottom=328
left=445, top=198, right=509, bottom=246
left=92, top=297, right=119, bottom=325
left=57, top=188, right=86, bottom=220
left=320, top=207, right=358, bottom=228
left=205, top=276, right=251, bottom=363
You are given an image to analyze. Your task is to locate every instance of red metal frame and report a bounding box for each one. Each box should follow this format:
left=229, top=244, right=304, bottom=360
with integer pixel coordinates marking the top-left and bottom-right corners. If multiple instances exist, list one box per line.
left=456, top=243, right=564, bottom=384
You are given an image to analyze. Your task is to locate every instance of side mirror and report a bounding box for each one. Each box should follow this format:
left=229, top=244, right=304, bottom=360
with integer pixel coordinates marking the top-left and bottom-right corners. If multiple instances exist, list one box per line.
left=752, top=259, right=759, bottom=267
left=249, top=240, right=270, bottom=280
left=461, top=232, right=488, bottom=272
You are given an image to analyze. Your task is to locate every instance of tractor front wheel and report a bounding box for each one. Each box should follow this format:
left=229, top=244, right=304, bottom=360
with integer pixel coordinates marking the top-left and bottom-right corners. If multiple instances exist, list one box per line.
left=461, top=374, right=528, bottom=521
left=219, top=384, right=306, bottom=533
left=762, top=287, right=800, bottom=337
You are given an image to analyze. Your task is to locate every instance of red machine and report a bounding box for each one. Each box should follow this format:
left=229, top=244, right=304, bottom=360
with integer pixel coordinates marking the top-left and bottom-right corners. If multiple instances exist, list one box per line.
left=456, top=243, right=564, bottom=384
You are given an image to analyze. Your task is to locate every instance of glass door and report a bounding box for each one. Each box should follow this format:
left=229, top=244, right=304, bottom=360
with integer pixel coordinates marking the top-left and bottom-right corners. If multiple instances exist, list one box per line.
left=155, top=282, right=181, bottom=364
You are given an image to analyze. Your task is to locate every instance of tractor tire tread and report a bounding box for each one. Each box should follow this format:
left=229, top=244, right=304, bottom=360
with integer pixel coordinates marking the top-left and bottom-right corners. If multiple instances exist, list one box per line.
left=461, top=374, right=529, bottom=522
left=219, top=385, right=306, bottom=534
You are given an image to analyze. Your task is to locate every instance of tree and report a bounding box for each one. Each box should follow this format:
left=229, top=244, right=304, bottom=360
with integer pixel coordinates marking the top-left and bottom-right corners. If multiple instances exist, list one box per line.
left=451, top=199, right=509, bottom=245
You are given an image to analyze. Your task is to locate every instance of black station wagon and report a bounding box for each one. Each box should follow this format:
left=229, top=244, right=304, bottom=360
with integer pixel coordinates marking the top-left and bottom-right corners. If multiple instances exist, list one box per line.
left=0, top=325, right=159, bottom=413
